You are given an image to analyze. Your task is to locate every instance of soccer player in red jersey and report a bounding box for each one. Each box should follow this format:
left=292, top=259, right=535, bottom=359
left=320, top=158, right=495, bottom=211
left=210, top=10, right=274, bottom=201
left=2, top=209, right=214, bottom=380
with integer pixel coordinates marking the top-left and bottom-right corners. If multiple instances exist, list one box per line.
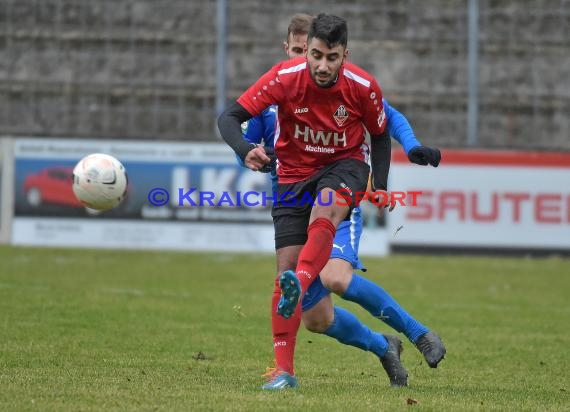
left=218, top=13, right=443, bottom=389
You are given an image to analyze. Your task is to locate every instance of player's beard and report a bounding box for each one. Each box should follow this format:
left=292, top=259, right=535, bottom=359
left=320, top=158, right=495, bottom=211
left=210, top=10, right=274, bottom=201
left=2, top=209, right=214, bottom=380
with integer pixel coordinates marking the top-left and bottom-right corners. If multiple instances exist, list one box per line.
left=311, top=59, right=344, bottom=88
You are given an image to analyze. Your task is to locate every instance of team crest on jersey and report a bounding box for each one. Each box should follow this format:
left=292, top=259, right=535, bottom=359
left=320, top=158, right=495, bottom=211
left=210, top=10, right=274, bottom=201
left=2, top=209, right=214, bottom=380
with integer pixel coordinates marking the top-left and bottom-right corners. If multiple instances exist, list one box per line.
left=333, top=105, right=349, bottom=127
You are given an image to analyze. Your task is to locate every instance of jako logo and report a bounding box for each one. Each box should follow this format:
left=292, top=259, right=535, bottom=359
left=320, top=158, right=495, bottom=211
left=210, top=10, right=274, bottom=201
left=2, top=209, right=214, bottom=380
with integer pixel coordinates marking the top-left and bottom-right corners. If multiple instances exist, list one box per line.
left=294, top=107, right=309, bottom=114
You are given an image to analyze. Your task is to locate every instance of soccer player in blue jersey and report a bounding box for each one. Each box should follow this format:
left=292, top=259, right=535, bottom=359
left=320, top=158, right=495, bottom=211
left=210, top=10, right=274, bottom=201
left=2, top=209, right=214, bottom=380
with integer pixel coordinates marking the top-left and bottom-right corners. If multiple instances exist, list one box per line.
left=237, top=13, right=445, bottom=390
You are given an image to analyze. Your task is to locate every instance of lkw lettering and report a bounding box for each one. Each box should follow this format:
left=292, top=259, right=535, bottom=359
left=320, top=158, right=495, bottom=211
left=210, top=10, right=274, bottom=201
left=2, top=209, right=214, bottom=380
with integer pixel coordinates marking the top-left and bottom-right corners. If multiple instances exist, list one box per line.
left=294, top=124, right=347, bottom=147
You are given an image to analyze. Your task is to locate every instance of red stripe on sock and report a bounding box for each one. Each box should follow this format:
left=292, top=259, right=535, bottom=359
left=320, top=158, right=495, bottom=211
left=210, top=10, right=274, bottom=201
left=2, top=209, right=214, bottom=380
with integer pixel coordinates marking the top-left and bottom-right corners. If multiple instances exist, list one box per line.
left=296, top=217, right=336, bottom=293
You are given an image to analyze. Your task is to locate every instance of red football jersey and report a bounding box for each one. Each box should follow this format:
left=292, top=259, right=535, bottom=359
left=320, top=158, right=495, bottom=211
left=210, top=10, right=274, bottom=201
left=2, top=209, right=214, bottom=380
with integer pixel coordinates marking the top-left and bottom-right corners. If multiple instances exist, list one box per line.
left=237, top=56, right=387, bottom=183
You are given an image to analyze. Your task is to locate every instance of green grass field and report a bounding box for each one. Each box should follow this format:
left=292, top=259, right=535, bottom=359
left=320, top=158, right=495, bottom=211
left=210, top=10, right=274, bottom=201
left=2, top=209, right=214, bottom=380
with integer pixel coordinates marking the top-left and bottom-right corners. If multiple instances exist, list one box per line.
left=1, top=246, right=569, bottom=411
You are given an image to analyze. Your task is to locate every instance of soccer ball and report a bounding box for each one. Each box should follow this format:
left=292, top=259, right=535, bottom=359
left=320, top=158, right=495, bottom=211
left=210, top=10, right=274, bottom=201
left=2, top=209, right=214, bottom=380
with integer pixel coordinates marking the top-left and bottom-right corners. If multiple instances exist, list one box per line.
left=72, top=153, right=128, bottom=211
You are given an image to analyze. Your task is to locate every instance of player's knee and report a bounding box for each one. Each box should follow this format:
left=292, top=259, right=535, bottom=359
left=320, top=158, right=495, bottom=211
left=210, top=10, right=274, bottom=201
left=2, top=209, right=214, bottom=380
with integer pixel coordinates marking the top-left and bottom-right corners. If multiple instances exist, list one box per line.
left=303, top=315, right=333, bottom=333
left=323, top=276, right=348, bottom=295
left=302, top=306, right=334, bottom=333
left=311, top=200, right=348, bottom=226
left=320, top=263, right=352, bottom=295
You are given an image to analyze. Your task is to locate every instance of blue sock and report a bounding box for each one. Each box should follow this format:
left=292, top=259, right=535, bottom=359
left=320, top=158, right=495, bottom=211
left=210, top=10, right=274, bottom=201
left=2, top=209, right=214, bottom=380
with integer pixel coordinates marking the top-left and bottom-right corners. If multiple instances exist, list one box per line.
left=323, top=306, right=388, bottom=358
left=342, top=274, right=429, bottom=343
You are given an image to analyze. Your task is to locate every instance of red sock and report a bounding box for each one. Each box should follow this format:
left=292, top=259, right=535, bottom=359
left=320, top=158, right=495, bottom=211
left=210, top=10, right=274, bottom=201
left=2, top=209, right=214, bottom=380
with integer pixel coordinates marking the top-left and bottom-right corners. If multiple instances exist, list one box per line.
left=296, top=217, right=336, bottom=293
left=271, top=277, right=301, bottom=375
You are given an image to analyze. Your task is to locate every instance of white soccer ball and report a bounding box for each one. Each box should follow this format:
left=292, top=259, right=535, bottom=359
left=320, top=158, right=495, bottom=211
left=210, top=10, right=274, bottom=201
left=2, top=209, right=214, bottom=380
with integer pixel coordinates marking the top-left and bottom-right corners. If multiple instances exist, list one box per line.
left=72, top=153, right=128, bottom=211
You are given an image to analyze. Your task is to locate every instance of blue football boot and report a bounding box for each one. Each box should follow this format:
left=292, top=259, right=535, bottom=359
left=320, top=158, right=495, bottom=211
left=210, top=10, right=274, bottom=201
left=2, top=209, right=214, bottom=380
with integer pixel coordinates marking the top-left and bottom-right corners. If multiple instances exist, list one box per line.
left=261, top=367, right=299, bottom=390
left=277, top=270, right=301, bottom=319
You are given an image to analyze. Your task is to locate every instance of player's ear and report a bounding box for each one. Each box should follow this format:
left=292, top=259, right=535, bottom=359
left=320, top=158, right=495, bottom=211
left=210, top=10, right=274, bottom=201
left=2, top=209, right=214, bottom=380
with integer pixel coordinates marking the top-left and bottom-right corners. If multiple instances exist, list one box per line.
left=283, top=41, right=289, bottom=55
left=344, top=48, right=350, bottom=58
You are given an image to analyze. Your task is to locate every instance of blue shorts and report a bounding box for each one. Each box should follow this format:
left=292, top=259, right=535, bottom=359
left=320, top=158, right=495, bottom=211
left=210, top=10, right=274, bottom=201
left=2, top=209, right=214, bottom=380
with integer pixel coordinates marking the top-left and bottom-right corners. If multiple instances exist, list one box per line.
left=302, top=207, right=366, bottom=312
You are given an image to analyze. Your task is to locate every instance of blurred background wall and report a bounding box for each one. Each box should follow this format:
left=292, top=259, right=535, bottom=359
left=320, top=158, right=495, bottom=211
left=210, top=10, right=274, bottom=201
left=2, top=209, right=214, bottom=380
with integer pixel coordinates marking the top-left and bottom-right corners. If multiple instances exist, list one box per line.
left=0, top=0, right=568, bottom=149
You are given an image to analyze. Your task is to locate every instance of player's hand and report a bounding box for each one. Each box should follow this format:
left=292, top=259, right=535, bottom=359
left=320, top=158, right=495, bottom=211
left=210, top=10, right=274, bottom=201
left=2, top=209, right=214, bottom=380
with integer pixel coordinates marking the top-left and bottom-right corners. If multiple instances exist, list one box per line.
left=244, top=145, right=271, bottom=171
left=408, top=146, right=441, bottom=167
left=258, top=147, right=277, bottom=173
left=368, top=189, right=396, bottom=214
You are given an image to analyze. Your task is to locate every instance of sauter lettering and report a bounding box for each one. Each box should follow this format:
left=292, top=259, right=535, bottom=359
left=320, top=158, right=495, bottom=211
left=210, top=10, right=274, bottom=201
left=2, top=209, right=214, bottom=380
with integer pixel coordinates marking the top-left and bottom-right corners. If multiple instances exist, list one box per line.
left=406, top=191, right=570, bottom=224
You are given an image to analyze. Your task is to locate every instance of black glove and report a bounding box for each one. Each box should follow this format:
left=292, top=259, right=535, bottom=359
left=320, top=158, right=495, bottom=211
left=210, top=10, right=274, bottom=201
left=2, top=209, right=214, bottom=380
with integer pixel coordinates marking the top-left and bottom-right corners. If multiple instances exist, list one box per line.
left=258, top=147, right=277, bottom=173
left=408, top=146, right=441, bottom=167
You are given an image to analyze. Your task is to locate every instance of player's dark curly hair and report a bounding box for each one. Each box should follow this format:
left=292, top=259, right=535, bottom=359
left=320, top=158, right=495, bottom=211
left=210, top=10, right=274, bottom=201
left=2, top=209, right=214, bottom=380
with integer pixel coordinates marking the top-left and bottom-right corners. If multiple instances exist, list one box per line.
left=308, top=14, right=348, bottom=49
